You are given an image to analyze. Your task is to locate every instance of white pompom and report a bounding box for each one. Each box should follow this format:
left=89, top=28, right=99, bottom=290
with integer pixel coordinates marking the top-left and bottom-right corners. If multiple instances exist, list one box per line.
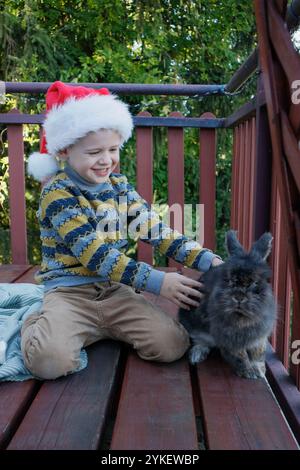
left=27, top=152, right=60, bottom=182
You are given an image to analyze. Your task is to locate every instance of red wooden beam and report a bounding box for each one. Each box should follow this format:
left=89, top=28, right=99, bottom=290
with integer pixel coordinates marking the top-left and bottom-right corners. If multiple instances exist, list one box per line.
left=7, top=109, right=28, bottom=264
left=136, top=111, right=153, bottom=265
left=199, top=112, right=217, bottom=251
left=255, top=0, right=300, bottom=385
left=168, top=111, right=185, bottom=270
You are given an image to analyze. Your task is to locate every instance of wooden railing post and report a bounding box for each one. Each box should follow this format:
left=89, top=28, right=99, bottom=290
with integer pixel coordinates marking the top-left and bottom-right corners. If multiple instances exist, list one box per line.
left=136, top=111, right=153, bottom=265
left=167, top=111, right=184, bottom=270
left=253, top=74, right=272, bottom=241
left=199, top=112, right=217, bottom=251
left=7, top=109, right=28, bottom=264
left=231, top=116, right=257, bottom=252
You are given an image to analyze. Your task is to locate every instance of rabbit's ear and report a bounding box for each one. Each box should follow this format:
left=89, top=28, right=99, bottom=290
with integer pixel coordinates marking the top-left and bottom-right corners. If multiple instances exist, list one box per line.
left=225, top=230, right=245, bottom=256
left=250, top=232, right=273, bottom=260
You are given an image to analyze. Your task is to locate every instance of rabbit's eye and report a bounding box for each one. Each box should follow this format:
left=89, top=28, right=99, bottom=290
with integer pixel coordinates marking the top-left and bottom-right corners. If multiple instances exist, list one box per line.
left=251, top=281, right=261, bottom=292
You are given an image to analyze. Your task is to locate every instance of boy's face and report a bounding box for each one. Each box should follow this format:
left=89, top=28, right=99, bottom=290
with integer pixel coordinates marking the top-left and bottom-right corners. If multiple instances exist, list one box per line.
left=61, top=129, right=121, bottom=184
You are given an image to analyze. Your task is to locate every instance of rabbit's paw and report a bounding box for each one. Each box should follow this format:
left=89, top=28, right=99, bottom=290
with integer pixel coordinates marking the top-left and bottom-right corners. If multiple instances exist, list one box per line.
left=189, top=345, right=210, bottom=365
left=235, top=364, right=264, bottom=379
left=253, top=361, right=266, bottom=377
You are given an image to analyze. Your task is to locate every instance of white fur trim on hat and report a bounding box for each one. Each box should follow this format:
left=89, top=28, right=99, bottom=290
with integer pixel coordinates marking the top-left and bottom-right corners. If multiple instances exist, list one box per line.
left=44, top=94, right=133, bottom=155
left=27, top=152, right=60, bottom=182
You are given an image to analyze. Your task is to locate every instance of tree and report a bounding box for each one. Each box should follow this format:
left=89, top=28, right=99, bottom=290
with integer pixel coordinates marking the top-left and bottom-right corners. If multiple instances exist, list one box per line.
left=0, top=0, right=257, bottom=263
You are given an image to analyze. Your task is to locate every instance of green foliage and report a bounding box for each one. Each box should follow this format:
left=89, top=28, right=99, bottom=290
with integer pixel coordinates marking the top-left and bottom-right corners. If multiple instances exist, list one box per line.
left=0, top=0, right=257, bottom=264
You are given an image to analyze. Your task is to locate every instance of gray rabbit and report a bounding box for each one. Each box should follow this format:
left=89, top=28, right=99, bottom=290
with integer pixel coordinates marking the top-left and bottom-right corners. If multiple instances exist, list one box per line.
left=179, top=230, right=277, bottom=379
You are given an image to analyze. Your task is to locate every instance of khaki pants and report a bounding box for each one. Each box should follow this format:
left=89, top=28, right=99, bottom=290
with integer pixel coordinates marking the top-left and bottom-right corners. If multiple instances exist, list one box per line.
left=21, top=281, right=190, bottom=380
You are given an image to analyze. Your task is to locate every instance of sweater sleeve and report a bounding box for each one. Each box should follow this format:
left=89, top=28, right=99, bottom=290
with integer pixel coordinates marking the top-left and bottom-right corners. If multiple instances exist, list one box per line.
left=124, top=177, right=219, bottom=272
left=41, top=187, right=165, bottom=295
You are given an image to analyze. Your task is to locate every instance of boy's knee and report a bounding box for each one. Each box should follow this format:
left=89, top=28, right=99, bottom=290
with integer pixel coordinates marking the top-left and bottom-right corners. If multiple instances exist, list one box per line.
left=137, top=322, right=190, bottom=363
left=22, top=336, right=79, bottom=380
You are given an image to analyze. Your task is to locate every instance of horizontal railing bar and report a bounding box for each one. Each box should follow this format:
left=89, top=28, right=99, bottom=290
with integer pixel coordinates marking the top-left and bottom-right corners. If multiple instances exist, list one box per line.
left=0, top=114, right=45, bottom=124
left=225, top=89, right=265, bottom=127
left=3, top=1, right=300, bottom=103
left=266, top=343, right=300, bottom=444
left=3, top=82, right=226, bottom=96
left=0, top=114, right=225, bottom=128
left=134, top=117, right=225, bottom=128
left=226, top=49, right=259, bottom=95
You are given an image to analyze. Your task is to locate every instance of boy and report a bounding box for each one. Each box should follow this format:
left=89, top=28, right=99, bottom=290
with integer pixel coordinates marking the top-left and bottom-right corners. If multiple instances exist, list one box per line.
left=23, top=81, right=223, bottom=380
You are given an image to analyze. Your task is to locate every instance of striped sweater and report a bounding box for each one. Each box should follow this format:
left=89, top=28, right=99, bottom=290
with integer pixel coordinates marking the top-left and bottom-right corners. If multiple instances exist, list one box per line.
left=36, top=163, right=218, bottom=294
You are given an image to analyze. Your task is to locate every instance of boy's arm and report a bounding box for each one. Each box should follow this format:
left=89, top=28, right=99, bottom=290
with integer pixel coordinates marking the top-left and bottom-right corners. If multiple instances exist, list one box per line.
left=125, top=179, right=222, bottom=272
left=41, top=188, right=165, bottom=295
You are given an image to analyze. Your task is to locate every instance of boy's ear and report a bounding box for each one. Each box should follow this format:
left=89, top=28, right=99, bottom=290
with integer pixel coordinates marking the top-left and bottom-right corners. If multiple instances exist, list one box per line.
left=58, top=149, right=68, bottom=160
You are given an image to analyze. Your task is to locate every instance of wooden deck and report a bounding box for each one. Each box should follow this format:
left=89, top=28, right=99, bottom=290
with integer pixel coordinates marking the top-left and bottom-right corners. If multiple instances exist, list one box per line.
left=0, top=265, right=298, bottom=451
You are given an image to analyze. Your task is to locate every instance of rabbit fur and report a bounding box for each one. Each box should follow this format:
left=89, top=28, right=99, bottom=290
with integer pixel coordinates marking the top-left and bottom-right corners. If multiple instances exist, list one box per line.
left=178, top=230, right=277, bottom=379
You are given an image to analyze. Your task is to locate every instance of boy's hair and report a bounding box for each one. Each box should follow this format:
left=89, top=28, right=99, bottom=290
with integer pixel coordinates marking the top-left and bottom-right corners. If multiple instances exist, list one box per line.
left=66, top=128, right=122, bottom=151
left=27, top=81, right=133, bottom=182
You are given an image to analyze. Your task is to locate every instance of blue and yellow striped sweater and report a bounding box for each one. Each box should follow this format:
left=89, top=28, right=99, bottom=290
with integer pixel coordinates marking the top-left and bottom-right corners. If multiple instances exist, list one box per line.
left=36, top=164, right=217, bottom=294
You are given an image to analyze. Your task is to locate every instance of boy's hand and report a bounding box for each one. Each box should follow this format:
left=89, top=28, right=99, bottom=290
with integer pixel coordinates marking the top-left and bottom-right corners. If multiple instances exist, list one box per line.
left=211, top=256, right=224, bottom=267
left=160, top=272, right=204, bottom=310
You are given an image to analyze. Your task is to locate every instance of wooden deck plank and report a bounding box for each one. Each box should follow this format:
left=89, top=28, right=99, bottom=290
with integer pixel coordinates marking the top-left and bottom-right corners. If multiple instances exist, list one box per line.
left=0, top=265, right=32, bottom=283
left=111, top=280, right=198, bottom=450
left=8, top=341, right=123, bottom=450
left=0, top=380, right=40, bottom=449
left=197, top=352, right=298, bottom=450
left=1, top=264, right=299, bottom=450
left=0, top=266, right=40, bottom=449
left=111, top=352, right=198, bottom=450
left=180, top=267, right=298, bottom=449
left=1, top=265, right=123, bottom=450
left=266, top=344, right=300, bottom=444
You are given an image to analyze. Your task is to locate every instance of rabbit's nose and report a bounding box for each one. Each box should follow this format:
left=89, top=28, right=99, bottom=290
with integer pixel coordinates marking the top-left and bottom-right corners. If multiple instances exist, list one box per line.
left=233, top=295, right=246, bottom=304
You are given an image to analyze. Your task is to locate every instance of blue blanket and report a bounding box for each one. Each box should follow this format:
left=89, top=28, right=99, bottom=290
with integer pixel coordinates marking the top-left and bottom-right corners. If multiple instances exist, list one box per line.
left=0, top=283, right=87, bottom=381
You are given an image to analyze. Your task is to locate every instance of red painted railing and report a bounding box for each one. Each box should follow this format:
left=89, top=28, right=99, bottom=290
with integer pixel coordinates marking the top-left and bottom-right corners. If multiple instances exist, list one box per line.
left=254, top=0, right=300, bottom=393
left=3, top=108, right=219, bottom=266
left=230, top=112, right=296, bottom=373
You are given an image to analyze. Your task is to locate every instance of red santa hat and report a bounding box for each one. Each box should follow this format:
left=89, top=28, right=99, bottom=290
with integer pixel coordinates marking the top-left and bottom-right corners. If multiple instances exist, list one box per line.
left=27, top=81, right=134, bottom=181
